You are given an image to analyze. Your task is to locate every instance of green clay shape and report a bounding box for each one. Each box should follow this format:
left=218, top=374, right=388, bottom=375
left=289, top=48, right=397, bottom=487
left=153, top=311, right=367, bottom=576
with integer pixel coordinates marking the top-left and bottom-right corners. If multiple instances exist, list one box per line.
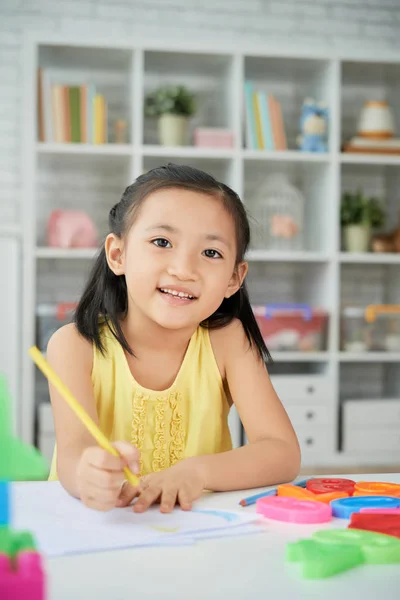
left=0, top=376, right=48, bottom=481
left=0, top=526, right=37, bottom=558
left=313, top=528, right=400, bottom=564
left=286, top=538, right=363, bottom=579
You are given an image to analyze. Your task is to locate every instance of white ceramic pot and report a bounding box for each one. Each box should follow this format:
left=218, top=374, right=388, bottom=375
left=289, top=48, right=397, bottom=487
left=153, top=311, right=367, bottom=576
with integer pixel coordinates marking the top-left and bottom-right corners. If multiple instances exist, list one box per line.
left=358, top=101, right=395, bottom=139
left=343, top=225, right=371, bottom=253
left=158, top=114, right=188, bottom=146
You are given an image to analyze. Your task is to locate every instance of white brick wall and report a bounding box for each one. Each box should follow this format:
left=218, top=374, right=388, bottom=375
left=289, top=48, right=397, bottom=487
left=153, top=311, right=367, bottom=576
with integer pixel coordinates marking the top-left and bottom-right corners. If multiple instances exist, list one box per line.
left=0, top=0, right=400, bottom=225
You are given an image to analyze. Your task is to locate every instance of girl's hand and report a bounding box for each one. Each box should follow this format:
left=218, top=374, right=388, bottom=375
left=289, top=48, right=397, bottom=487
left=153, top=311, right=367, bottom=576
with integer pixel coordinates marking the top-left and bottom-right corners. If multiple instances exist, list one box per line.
left=76, top=441, right=141, bottom=512
left=117, top=458, right=207, bottom=513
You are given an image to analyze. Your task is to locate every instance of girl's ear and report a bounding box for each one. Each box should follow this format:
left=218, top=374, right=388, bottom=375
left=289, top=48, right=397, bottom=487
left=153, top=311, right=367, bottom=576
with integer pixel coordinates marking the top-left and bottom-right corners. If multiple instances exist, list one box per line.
left=105, top=233, right=125, bottom=275
left=225, top=261, right=248, bottom=298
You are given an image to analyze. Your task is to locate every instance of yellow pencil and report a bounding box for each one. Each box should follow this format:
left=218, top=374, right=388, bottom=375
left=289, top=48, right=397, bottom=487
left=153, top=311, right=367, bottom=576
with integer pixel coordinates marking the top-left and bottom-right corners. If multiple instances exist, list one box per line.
left=29, top=345, right=140, bottom=488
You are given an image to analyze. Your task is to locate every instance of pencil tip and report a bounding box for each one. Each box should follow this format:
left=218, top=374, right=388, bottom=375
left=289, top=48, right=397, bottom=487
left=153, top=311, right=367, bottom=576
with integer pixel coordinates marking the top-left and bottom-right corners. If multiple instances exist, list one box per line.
left=239, top=500, right=246, bottom=507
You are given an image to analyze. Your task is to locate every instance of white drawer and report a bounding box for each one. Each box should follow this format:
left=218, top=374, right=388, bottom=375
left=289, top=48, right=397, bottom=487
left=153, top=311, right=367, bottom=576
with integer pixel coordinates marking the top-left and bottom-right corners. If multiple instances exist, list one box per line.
left=343, top=428, right=400, bottom=453
left=285, top=405, right=330, bottom=428
left=296, top=427, right=334, bottom=455
left=270, top=375, right=331, bottom=404
left=343, top=399, right=400, bottom=427
left=38, top=402, right=55, bottom=435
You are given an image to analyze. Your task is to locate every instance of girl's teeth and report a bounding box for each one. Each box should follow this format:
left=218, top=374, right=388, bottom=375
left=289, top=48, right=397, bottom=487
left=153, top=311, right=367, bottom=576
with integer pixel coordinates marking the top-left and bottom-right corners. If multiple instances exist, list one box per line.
left=160, top=288, right=193, bottom=299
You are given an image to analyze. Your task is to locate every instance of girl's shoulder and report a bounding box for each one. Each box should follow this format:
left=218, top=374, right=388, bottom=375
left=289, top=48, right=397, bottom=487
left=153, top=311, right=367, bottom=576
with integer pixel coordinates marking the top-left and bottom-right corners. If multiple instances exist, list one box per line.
left=47, top=322, right=93, bottom=370
left=208, top=319, right=248, bottom=379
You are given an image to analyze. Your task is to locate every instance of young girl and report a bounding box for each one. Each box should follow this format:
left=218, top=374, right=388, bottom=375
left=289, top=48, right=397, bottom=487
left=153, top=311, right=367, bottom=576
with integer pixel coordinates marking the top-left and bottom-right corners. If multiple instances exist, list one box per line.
left=47, top=163, right=300, bottom=514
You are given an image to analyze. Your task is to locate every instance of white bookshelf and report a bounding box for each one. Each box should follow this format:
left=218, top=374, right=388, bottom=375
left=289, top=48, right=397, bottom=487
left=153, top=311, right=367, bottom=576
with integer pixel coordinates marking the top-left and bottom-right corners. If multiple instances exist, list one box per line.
left=35, top=247, right=98, bottom=259
left=338, top=352, right=400, bottom=363
left=0, top=225, right=22, bottom=236
left=339, top=252, right=400, bottom=264
left=36, top=142, right=135, bottom=156
left=21, top=35, right=400, bottom=469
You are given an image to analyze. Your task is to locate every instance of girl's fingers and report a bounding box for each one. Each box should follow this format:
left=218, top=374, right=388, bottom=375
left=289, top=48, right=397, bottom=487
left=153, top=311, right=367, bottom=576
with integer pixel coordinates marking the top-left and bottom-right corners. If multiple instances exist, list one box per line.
left=160, top=488, right=178, bottom=513
left=116, top=481, right=140, bottom=507
left=133, top=486, right=162, bottom=513
left=112, top=441, right=141, bottom=474
left=85, top=443, right=140, bottom=474
left=177, top=486, right=193, bottom=511
left=139, top=475, right=151, bottom=491
left=90, top=487, right=121, bottom=504
left=85, top=447, right=125, bottom=472
left=85, top=469, right=125, bottom=492
left=82, top=492, right=116, bottom=512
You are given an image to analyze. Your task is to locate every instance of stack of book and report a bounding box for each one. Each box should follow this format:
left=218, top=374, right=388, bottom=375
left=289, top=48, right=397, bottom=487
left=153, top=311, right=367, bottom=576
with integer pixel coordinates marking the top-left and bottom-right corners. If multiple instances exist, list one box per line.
left=343, top=136, right=400, bottom=154
left=244, top=81, right=287, bottom=150
left=37, top=69, right=108, bottom=144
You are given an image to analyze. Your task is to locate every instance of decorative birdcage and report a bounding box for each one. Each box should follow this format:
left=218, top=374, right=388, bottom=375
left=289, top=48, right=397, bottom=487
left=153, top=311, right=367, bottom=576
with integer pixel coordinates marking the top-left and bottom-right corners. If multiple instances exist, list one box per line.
left=250, top=174, right=305, bottom=251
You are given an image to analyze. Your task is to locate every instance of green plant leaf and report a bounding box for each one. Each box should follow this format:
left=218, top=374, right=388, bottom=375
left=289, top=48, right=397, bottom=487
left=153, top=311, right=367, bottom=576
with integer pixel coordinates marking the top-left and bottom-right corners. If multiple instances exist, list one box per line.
left=340, top=189, right=385, bottom=228
left=144, top=85, right=196, bottom=117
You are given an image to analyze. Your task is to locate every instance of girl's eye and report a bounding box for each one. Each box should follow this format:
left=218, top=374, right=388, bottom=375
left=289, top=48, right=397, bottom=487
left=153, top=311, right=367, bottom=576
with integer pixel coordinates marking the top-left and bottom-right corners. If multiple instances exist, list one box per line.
left=152, top=238, right=171, bottom=248
left=203, top=249, right=222, bottom=259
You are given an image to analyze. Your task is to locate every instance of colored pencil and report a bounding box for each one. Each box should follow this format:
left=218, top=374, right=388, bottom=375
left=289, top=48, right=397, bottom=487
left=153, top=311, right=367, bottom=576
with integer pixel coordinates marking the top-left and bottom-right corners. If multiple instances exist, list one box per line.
left=29, top=345, right=140, bottom=488
left=239, top=478, right=311, bottom=507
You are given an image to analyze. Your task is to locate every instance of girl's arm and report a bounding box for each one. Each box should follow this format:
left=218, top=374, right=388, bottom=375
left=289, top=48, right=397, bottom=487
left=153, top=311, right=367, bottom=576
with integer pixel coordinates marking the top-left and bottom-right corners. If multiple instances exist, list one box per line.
left=46, top=324, right=99, bottom=496
left=47, top=325, right=140, bottom=510
left=194, top=319, right=301, bottom=491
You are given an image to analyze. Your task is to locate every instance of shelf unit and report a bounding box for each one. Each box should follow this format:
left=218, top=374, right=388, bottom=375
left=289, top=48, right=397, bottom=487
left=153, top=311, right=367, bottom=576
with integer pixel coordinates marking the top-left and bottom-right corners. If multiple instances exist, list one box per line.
left=21, top=35, right=400, bottom=468
left=0, top=225, right=22, bottom=236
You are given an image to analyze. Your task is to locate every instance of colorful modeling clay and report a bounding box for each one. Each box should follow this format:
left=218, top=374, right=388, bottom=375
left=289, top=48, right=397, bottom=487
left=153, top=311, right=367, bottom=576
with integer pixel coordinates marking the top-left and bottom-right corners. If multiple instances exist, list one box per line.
left=330, top=495, right=400, bottom=519
left=286, top=538, right=362, bottom=578
left=360, top=507, right=400, bottom=515
left=349, top=513, right=400, bottom=538
left=353, top=481, right=400, bottom=498
left=238, top=478, right=310, bottom=507
left=0, top=551, right=45, bottom=600
left=277, top=484, right=348, bottom=504
left=256, top=496, right=332, bottom=523
left=287, top=528, right=400, bottom=578
left=306, top=477, right=355, bottom=495
left=277, top=484, right=315, bottom=500
left=313, top=528, right=400, bottom=563
left=0, top=376, right=48, bottom=600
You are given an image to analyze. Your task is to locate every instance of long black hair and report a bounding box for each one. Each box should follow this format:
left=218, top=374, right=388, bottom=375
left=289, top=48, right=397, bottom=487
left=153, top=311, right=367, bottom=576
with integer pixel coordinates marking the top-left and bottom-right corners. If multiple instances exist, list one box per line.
left=75, top=163, right=272, bottom=363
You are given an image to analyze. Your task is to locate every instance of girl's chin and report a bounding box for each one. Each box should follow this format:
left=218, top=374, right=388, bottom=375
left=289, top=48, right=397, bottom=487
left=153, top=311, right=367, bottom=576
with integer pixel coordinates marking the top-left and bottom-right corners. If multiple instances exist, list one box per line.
left=151, top=309, right=201, bottom=331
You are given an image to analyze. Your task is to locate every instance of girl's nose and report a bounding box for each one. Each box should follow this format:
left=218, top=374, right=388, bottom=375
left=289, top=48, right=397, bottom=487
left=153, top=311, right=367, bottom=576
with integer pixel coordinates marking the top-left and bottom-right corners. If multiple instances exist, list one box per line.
left=166, top=254, right=198, bottom=281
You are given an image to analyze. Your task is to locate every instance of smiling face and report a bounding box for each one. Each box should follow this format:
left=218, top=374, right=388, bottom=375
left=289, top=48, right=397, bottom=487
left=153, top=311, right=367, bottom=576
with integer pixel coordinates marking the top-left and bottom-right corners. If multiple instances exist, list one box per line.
left=105, top=187, right=248, bottom=331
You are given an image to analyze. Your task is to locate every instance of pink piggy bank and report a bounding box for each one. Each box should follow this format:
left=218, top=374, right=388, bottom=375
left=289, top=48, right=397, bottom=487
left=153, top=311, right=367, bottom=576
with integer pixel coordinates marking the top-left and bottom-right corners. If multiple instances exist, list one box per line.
left=47, top=210, right=98, bottom=248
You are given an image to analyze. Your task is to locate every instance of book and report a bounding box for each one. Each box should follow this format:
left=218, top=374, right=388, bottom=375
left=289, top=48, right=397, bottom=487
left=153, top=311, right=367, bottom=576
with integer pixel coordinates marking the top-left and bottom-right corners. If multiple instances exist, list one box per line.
left=344, top=136, right=400, bottom=153
left=244, top=81, right=257, bottom=149
left=36, top=69, right=107, bottom=144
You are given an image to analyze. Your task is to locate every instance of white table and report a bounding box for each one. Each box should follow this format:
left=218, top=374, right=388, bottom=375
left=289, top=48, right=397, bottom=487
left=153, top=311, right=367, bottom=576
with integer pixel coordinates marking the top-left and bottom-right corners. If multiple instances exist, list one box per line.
left=20, top=473, right=400, bottom=599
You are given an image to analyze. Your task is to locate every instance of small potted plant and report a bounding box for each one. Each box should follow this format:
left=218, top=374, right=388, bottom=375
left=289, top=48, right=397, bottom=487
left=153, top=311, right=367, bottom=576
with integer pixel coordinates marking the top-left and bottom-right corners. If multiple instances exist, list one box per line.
left=340, top=189, right=385, bottom=253
left=144, top=85, right=196, bottom=146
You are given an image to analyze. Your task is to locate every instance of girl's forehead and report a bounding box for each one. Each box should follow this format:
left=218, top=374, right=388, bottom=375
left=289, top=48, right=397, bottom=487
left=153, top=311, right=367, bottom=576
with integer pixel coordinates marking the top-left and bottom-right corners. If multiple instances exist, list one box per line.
left=136, top=188, right=235, bottom=230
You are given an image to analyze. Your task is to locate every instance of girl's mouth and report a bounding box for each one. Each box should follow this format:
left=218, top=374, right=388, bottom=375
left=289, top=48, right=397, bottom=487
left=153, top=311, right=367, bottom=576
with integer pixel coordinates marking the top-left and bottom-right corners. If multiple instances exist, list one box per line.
left=157, top=288, right=197, bottom=304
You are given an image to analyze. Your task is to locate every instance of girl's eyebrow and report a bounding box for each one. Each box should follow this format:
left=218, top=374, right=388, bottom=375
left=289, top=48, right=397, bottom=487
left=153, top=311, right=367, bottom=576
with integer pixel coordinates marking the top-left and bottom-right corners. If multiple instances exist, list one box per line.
left=145, top=224, right=232, bottom=249
left=145, top=224, right=178, bottom=234
left=205, top=233, right=231, bottom=249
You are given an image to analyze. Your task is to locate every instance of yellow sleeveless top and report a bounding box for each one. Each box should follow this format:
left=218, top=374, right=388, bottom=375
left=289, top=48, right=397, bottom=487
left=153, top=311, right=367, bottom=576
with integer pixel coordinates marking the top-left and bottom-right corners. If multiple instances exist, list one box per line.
left=48, top=324, right=232, bottom=479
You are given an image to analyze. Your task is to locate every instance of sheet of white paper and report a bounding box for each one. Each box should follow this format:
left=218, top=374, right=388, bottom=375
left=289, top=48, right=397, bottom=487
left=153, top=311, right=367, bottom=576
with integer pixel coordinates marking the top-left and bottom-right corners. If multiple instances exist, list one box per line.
left=191, top=523, right=267, bottom=540
left=12, top=482, right=259, bottom=557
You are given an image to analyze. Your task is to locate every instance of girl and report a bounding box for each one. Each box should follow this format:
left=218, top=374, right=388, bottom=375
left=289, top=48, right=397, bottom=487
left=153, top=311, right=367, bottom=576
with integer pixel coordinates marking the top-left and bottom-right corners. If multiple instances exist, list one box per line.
left=47, top=163, right=300, bottom=514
